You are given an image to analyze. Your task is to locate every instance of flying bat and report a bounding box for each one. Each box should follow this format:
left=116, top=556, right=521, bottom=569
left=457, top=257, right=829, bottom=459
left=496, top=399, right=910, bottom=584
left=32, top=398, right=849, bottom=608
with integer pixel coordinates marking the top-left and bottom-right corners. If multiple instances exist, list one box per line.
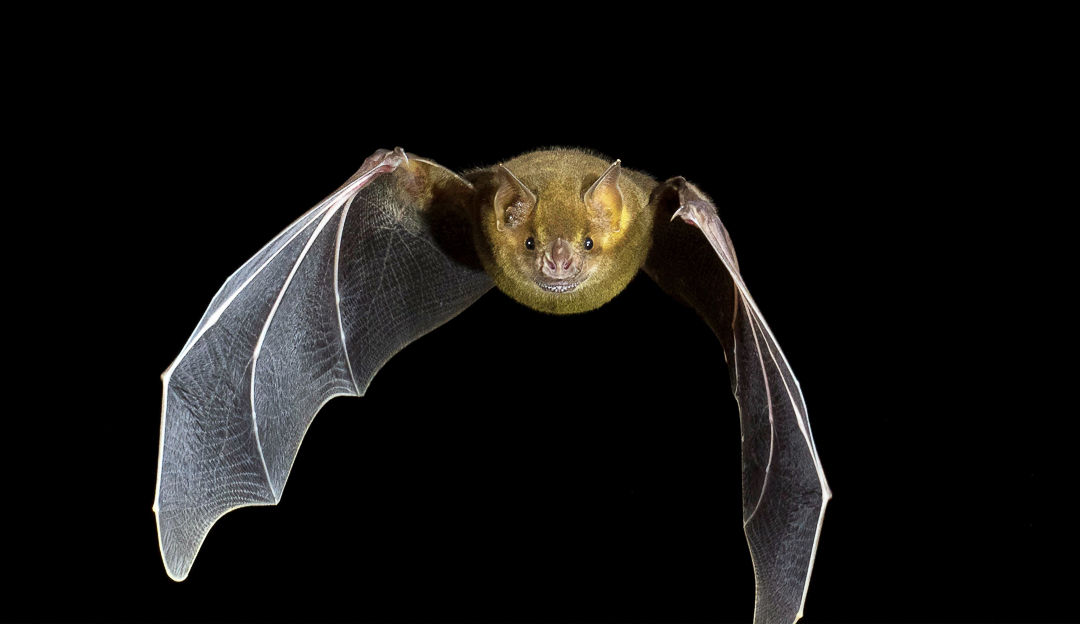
left=153, top=147, right=831, bottom=623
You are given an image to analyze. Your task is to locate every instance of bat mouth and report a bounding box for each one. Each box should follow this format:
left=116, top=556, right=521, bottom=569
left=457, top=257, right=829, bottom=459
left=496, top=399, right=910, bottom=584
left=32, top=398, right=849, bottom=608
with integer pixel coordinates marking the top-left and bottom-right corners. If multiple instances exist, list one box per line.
left=535, top=277, right=585, bottom=294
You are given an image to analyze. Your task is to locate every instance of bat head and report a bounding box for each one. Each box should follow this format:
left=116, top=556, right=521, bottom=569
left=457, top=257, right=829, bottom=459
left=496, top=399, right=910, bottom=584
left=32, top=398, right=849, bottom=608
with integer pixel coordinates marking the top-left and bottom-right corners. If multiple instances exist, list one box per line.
left=477, top=149, right=653, bottom=314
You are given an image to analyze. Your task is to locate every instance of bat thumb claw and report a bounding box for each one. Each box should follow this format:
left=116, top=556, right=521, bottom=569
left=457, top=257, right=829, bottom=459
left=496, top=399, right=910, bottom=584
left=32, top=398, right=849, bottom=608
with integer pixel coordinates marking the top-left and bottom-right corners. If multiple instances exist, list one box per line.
left=670, top=204, right=698, bottom=226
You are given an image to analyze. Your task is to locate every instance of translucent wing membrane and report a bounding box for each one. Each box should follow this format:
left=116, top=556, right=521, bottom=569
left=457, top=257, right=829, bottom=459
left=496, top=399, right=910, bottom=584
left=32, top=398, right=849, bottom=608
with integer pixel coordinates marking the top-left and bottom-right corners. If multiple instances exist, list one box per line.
left=645, top=179, right=830, bottom=624
left=153, top=150, right=492, bottom=581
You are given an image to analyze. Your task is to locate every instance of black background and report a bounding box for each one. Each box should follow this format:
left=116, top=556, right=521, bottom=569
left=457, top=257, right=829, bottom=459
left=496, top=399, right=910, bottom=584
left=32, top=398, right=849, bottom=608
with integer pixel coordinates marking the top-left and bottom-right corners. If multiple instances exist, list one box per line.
left=15, top=10, right=1068, bottom=624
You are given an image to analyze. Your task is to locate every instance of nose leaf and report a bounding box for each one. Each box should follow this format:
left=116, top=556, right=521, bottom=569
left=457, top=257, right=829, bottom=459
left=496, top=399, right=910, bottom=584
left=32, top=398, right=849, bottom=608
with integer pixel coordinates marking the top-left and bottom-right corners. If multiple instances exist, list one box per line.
left=544, top=238, right=576, bottom=279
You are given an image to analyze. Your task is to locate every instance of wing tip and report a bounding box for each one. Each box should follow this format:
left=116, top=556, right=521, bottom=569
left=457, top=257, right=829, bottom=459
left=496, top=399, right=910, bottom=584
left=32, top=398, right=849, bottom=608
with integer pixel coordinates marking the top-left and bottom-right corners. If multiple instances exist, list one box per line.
left=165, top=565, right=190, bottom=582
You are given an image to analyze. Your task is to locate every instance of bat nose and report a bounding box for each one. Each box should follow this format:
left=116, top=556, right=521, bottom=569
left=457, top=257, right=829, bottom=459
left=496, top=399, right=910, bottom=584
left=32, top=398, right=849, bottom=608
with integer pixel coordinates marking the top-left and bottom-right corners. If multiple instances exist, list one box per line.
left=543, top=238, right=577, bottom=279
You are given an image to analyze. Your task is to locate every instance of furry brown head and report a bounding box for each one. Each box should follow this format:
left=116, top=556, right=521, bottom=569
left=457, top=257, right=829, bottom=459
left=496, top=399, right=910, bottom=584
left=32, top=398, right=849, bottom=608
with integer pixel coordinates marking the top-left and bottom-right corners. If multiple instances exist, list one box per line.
left=474, top=149, right=655, bottom=314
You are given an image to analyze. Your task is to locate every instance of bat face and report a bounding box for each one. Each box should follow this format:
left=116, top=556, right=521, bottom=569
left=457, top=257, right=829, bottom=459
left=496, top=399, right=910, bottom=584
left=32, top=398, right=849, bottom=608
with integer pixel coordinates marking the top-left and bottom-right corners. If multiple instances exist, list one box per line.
left=474, top=149, right=655, bottom=315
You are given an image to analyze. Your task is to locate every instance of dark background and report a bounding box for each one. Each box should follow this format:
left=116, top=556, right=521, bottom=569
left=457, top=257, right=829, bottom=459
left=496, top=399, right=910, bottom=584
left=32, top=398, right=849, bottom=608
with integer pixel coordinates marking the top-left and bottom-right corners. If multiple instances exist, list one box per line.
left=15, top=11, right=1068, bottom=624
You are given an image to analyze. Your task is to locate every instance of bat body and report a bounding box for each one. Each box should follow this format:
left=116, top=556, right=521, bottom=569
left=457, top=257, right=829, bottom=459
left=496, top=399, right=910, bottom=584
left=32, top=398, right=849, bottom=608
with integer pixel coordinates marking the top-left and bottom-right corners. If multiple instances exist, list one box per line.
left=154, top=147, right=830, bottom=623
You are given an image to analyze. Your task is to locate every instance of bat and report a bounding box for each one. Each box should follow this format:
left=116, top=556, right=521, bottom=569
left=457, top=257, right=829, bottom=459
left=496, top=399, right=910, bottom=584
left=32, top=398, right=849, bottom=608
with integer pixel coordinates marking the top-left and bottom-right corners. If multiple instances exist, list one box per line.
left=153, top=147, right=830, bottom=623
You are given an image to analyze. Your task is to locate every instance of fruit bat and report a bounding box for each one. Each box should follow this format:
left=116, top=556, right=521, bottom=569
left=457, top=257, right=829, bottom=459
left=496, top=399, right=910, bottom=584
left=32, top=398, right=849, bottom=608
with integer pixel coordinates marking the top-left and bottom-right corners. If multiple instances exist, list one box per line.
left=153, top=147, right=831, bottom=624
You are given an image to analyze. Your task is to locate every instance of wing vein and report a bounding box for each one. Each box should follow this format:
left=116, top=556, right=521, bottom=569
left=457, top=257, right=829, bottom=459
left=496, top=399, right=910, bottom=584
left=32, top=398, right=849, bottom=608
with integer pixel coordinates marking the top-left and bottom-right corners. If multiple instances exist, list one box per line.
left=754, top=305, right=829, bottom=618
left=335, top=195, right=360, bottom=394
left=699, top=221, right=827, bottom=483
left=154, top=203, right=331, bottom=517
left=249, top=200, right=344, bottom=500
left=164, top=206, right=332, bottom=378
left=742, top=302, right=775, bottom=527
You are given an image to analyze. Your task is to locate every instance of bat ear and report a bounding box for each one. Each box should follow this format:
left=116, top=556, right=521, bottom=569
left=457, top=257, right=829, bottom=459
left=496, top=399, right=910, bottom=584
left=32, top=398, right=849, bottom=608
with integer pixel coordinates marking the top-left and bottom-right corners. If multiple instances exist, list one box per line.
left=584, top=159, right=623, bottom=232
left=494, top=165, right=537, bottom=231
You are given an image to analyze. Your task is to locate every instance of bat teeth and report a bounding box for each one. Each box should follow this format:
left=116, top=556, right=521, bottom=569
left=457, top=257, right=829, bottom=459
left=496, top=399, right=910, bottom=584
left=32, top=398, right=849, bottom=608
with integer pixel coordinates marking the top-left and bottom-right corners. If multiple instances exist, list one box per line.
left=535, top=280, right=580, bottom=294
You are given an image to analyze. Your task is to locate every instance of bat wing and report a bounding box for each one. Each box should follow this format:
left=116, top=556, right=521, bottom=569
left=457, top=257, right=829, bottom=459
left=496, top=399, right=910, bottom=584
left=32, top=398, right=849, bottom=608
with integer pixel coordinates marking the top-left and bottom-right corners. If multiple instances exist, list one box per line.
left=644, top=178, right=831, bottom=624
left=153, top=148, right=493, bottom=581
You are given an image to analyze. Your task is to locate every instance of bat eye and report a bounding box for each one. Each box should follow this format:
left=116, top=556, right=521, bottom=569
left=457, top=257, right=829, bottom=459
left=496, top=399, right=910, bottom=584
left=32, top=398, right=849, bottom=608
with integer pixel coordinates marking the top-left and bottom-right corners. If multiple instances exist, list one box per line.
left=584, top=237, right=593, bottom=251
left=525, top=237, right=535, bottom=250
